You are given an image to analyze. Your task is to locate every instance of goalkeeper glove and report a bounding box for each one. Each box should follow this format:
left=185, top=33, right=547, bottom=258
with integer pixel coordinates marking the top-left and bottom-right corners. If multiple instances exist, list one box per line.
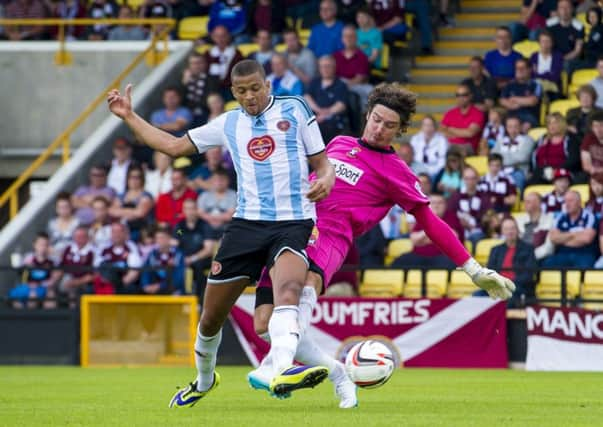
left=462, top=257, right=516, bottom=300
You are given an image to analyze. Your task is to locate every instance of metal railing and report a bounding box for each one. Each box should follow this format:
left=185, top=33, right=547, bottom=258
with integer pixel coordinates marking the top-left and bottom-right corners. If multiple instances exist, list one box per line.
left=0, top=18, right=176, bottom=220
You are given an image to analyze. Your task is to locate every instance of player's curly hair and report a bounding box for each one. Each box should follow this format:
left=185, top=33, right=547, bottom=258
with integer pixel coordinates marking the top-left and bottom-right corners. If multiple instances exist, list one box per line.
left=366, top=83, right=417, bottom=134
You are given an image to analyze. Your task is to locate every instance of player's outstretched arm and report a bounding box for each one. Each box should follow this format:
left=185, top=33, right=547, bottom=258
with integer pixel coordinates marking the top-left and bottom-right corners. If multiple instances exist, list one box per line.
left=107, top=84, right=196, bottom=158
left=412, top=204, right=516, bottom=300
left=307, top=151, right=335, bottom=202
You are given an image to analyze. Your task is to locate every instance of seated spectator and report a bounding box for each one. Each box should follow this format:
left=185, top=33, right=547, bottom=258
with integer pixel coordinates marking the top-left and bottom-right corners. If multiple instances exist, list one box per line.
left=87, top=0, right=118, bottom=40
left=145, top=151, right=173, bottom=199
left=397, top=142, right=428, bottom=177
left=181, top=53, right=220, bottom=126
left=477, top=153, right=518, bottom=213
left=72, top=165, right=116, bottom=225
left=356, top=224, right=386, bottom=268
left=479, top=107, right=506, bottom=154
left=141, top=227, right=185, bottom=295
left=530, top=30, right=564, bottom=98
left=478, top=217, right=536, bottom=308
left=404, top=0, right=434, bottom=54
left=542, top=190, right=598, bottom=268
left=137, top=225, right=155, bottom=263
left=590, top=57, right=603, bottom=109
left=89, top=196, right=112, bottom=248
left=305, top=55, right=349, bottom=143
left=189, top=146, right=234, bottom=192
left=582, top=110, right=603, bottom=175
left=586, top=173, right=603, bottom=219
left=109, top=165, right=154, bottom=242
left=139, top=0, right=171, bottom=40
left=207, top=0, right=248, bottom=43
left=567, top=85, right=602, bottom=141
left=546, top=0, right=584, bottom=73
left=379, top=205, right=405, bottom=240
left=205, top=93, right=226, bottom=123
left=150, top=87, right=192, bottom=137
left=529, top=113, right=582, bottom=185
left=461, top=56, right=498, bottom=112
left=308, top=0, right=344, bottom=58
left=337, top=0, right=365, bottom=25
left=516, top=191, right=555, bottom=260
left=197, top=168, right=237, bottom=234
left=282, top=28, right=318, bottom=87
left=108, top=5, right=146, bottom=41
left=5, top=0, right=48, bottom=41
left=432, top=149, right=463, bottom=197
left=58, top=226, right=95, bottom=307
left=368, top=0, right=406, bottom=44
left=93, top=222, right=142, bottom=294
left=8, top=232, right=60, bottom=309
left=174, top=199, right=218, bottom=300
left=418, top=172, right=432, bottom=197
left=481, top=208, right=503, bottom=239
left=440, top=83, right=485, bottom=156
left=267, top=53, right=303, bottom=97
left=53, top=0, right=87, bottom=41
left=355, top=7, right=383, bottom=69
left=205, top=26, right=244, bottom=95
left=448, top=166, right=492, bottom=244
left=483, top=26, right=523, bottom=88
left=247, top=0, right=285, bottom=44
left=248, top=29, right=275, bottom=74
left=543, top=168, right=572, bottom=215
left=409, top=116, right=449, bottom=179
left=500, top=58, right=543, bottom=132
left=107, top=137, right=133, bottom=195
left=491, top=116, right=535, bottom=191
left=510, top=0, right=557, bottom=43
left=584, top=7, right=603, bottom=68
left=47, top=192, right=80, bottom=262
left=156, top=169, right=198, bottom=227
left=334, top=25, right=373, bottom=108
left=391, top=194, right=461, bottom=270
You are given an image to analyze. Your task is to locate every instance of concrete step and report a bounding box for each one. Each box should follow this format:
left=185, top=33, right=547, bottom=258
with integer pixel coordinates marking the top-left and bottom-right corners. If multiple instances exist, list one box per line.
left=406, top=84, right=458, bottom=97
left=455, top=13, right=518, bottom=27
left=410, top=68, right=467, bottom=84
left=415, top=55, right=471, bottom=69
left=439, top=27, right=494, bottom=41
left=416, top=103, right=452, bottom=114
left=417, top=97, right=456, bottom=106
left=461, top=0, right=520, bottom=13
left=433, top=40, right=492, bottom=56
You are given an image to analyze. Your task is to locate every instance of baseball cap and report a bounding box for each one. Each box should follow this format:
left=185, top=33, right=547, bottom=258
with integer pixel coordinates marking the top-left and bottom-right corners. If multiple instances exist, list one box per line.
left=553, top=168, right=571, bottom=181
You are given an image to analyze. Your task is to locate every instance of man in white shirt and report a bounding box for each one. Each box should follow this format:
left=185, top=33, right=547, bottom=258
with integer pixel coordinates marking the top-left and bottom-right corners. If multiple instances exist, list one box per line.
left=409, top=115, right=449, bottom=179
left=107, top=137, right=132, bottom=195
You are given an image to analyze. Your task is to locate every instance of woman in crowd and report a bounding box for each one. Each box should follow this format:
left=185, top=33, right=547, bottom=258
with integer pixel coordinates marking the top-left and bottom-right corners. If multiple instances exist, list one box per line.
left=47, top=192, right=80, bottom=261
left=432, top=149, right=463, bottom=197
left=566, top=84, right=602, bottom=141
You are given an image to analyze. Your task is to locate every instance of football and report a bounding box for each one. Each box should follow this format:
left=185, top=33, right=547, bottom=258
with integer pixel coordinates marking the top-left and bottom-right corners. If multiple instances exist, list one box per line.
left=344, top=340, right=395, bottom=389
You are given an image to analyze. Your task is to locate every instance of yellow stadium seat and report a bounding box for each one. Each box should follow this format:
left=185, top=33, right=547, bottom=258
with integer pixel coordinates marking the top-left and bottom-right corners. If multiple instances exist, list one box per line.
left=527, top=127, right=547, bottom=142
left=464, top=240, right=473, bottom=255
left=571, top=69, right=598, bottom=86
left=464, top=156, right=488, bottom=176
left=513, top=40, right=539, bottom=59
left=523, top=184, right=554, bottom=198
left=178, top=16, right=209, bottom=40
left=570, top=184, right=590, bottom=207
left=576, top=12, right=591, bottom=37
left=385, top=239, right=413, bottom=266
left=275, top=43, right=286, bottom=53
left=195, top=44, right=212, bottom=54
left=447, top=270, right=476, bottom=299
left=511, top=212, right=528, bottom=223
left=474, top=239, right=503, bottom=265
left=237, top=43, right=259, bottom=57
left=403, top=269, right=447, bottom=298
left=224, top=100, right=240, bottom=111
left=549, top=99, right=580, bottom=117
left=371, top=43, right=390, bottom=80
left=298, top=29, right=310, bottom=45
left=536, top=270, right=581, bottom=299
left=360, top=269, right=404, bottom=297
left=582, top=271, right=603, bottom=310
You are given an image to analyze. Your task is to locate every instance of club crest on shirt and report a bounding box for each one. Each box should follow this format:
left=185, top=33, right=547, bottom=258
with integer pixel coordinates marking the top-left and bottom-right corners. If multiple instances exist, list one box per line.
left=277, top=120, right=290, bottom=132
left=247, top=135, right=275, bottom=161
left=347, top=147, right=361, bottom=158
left=211, top=261, right=222, bottom=275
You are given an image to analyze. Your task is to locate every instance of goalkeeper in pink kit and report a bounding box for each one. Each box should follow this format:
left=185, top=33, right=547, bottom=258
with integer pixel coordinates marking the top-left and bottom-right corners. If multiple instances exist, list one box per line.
left=249, top=84, right=515, bottom=408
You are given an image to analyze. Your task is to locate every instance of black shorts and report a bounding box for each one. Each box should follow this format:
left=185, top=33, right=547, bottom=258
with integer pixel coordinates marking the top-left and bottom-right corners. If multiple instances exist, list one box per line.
left=208, top=218, right=314, bottom=285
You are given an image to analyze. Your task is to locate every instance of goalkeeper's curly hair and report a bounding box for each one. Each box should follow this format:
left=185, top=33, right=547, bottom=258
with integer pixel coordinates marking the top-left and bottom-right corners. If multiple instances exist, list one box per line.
left=366, top=83, right=417, bottom=134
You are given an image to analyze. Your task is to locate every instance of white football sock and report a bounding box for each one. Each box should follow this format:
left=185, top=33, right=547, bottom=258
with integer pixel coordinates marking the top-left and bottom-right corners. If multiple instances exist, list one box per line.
left=267, top=305, right=300, bottom=374
left=295, top=334, right=341, bottom=380
left=194, top=326, right=222, bottom=391
left=298, top=286, right=317, bottom=334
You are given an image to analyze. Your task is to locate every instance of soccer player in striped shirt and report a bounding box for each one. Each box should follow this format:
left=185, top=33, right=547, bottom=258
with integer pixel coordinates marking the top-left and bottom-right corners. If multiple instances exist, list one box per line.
left=107, top=59, right=336, bottom=407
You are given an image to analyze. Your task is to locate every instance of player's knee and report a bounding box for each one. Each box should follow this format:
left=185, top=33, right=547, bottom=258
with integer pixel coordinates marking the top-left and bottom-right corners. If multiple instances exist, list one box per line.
left=254, top=318, right=268, bottom=337
left=274, top=280, right=304, bottom=305
left=200, top=311, right=222, bottom=337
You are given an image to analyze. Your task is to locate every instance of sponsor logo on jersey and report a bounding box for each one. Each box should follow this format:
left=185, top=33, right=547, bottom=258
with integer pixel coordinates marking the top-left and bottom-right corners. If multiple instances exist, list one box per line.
left=247, top=135, right=276, bottom=161
left=347, top=147, right=361, bottom=158
left=277, top=120, right=290, bottom=132
left=308, top=226, right=320, bottom=245
left=211, top=261, right=222, bottom=275
left=330, top=158, right=364, bottom=186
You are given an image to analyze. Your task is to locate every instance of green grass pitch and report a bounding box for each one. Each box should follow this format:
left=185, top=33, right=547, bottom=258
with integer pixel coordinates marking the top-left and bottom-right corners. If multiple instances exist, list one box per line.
left=1, top=366, right=602, bottom=426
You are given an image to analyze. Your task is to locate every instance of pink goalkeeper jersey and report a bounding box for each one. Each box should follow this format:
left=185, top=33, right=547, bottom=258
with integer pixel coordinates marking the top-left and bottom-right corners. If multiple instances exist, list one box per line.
left=313, top=136, right=429, bottom=238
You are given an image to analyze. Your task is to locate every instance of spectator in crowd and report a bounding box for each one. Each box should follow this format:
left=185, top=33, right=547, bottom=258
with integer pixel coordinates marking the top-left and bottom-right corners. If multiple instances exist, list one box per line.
left=138, top=0, right=171, bottom=20
left=58, top=226, right=95, bottom=307
left=87, top=0, right=118, bottom=40
left=477, top=153, right=518, bottom=213
left=379, top=205, right=404, bottom=241
left=5, top=0, right=48, bottom=40
left=47, top=192, right=80, bottom=261
left=591, top=57, right=603, bottom=109
left=543, top=190, right=598, bottom=268
left=336, top=0, right=364, bottom=25
left=205, top=92, right=226, bottom=123
left=325, top=246, right=359, bottom=297
left=568, top=85, right=602, bottom=141
left=109, top=165, right=154, bottom=242
left=189, top=146, right=233, bottom=192
left=8, top=232, right=60, bottom=309
left=529, top=113, right=582, bottom=185
left=546, top=0, right=585, bottom=71
left=52, top=0, right=87, bottom=40
left=432, top=149, right=463, bottom=197
left=392, top=194, right=462, bottom=270
left=516, top=191, right=555, bottom=260
left=586, top=173, right=603, bottom=219
left=405, top=0, right=434, bottom=54
left=108, top=5, right=146, bottom=40
left=205, top=25, right=244, bottom=94
left=356, top=224, right=387, bottom=268
left=483, top=26, right=523, bottom=88
left=418, top=172, right=432, bottom=197
left=305, top=55, right=349, bottom=143
left=480, top=217, right=536, bottom=307
left=145, top=151, right=173, bottom=199
left=150, top=87, right=192, bottom=137
left=500, top=58, right=543, bottom=132
left=440, top=83, right=485, bottom=156
left=181, top=52, right=220, bottom=126
left=410, top=115, right=449, bottom=179
left=368, top=0, right=406, bottom=44
left=530, top=30, right=564, bottom=98
left=334, top=25, right=373, bottom=108
left=72, top=165, right=116, bottom=225
left=207, top=0, right=247, bottom=43
left=248, top=29, right=275, bottom=74
left=89, top=196, right=112, bottom=248
left=584, top=7, right=603, bottom=68
left=282, top=28, right=317, bottom=86
left=137, top=225, right=155, bottom=263
left=491, top=116, right=535, bottom=191
left=510, top=0, right=558, bottom=43
left=448, top=166, right=492, bottom=244
left=93, top=222, right=142, bottom=294
left=173, top=198, right=218, bottom=300
left=461, top=56, right=498, bottom=112
left=267, top=53, right=303, bottom=96
left=156, top=169, right=197, bottom=228
left=141, top=226, right=185, bottom=294
left=397, top=142, right=429, bottom=177
left=197, top=168, right=237, bottom=234
left=355, top=7, right=382, bottom=69
left=581, top=110, right=603, bottom=176
left=107, top=137, right=133, bottom=195
left=480, top=107, right=506, bottom=154
left=543, top=168, right=572, bottom=215
left=308, top=0, right=344, bottom=58
left=247, top=0, right=286, bottom=43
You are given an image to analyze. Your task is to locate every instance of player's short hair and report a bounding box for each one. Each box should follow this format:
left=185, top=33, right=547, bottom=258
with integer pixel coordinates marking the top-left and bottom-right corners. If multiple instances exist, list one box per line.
left=488, top=153, right=503, bottom=164
left=213, top=168, right=230, bottom=179
left=231, top=59, right=266, bottom=81
left=515, top=57, right=530, bottom=69
left=496, top=26, right=511, bottom=35
left=538, top=29, right=553, bottom=41
left=56, top=191, right=72, bottom=203
left=91, top=195, right=110, bottom=206
left=154, top=225, right=172, bottom=237
left=591, top=110, right=603, bottom=123
left=366, top=83, right=417, bottom=133
left=35, top=231, right=50, bottom=241
left=470, top=56, right=484, bottom=65
left=578, top=84, right=598, bottom=103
